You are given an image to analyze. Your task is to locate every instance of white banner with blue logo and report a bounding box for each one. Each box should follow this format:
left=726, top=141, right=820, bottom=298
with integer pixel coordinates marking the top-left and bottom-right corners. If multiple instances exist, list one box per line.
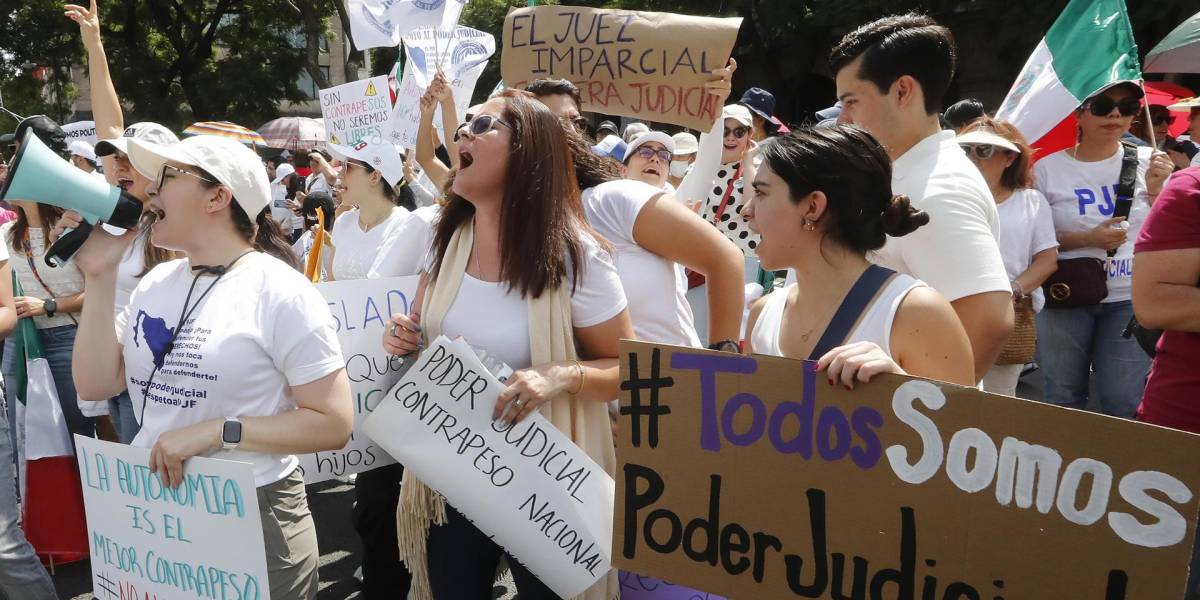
left=389, top=25, right=496, bottom=148
left=346, top=0, right=468, bottom=50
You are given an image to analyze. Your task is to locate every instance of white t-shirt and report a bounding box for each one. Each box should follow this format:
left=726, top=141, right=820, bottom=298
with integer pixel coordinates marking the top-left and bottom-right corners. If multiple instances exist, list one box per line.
left=330, top=206, right=411, bottom=281
left=0, top=223, right=85, bottom=329
left=306, top=172, right=331, bottom=196
left=995, top=188, right=1058, bottom=312
left=582, top=180, right=700, bottom=347
left=117, top=253, right=344, bottom=487
left=1033, top=145, right=1152, bottom=303
left=878, top=130, right=1009, bottom=301
left=436, top=233, right=627, bottom=371
left=368, top=204, right=439, bottom=279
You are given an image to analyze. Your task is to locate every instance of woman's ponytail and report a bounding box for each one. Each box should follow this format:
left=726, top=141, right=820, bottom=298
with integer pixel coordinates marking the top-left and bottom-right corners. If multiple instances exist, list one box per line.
left=230, top=202, right=301, bottom=271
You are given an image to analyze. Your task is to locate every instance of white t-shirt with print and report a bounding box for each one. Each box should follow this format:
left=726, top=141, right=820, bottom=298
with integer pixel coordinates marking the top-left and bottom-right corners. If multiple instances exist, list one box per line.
left=368, top=204, right=439, bottom=279
left=877, top=130, right=1010, bottom=302
left=116, top=253, right=344, bottom=487
left=1, top=223, right=86, bottom=329
left=1034, top=145, right=1152, bottom=303
left=330, top=206, right=411, bottom=281
left=435, top=233, right=627, bottom=371
left=583, top=180, right=700, bottom=348
left=995, top=188, right=1059, bottom=312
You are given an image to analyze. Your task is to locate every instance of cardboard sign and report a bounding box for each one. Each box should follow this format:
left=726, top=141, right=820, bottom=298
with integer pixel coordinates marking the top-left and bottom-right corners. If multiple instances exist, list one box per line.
left=363, top=336, right=614, bottom=598
left=320, top=75, right=393, bottom=147
left=501, top=7, right=742, bottom=130
left=76, top=436, right=269, bottom=600
left=614, top=341, right=1200, bottom=599
left=298, top=276, right=419, bottom=484
left=63, top=120, right=98, bottom=146
left=389, top=26, right=495, bottom=149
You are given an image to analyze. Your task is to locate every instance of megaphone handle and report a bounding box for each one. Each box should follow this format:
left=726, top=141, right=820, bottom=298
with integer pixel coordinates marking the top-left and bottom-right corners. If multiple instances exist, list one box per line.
left=44, top=222, right=95, bottom=268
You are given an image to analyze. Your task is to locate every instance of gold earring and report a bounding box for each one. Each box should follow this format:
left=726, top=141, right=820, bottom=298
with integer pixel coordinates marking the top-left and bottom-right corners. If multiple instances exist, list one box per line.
left=803, top=219, right=816, bottom=231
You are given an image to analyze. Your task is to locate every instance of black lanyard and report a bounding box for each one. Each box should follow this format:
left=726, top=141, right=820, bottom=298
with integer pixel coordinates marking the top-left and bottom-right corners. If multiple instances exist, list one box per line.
left=137, top=250, right=256, bottom=425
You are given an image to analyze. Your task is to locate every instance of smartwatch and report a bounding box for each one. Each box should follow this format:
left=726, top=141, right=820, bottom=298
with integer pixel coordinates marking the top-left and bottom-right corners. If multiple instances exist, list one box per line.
left=707, top=339, right=740, bottom=353
left=221, top=417, right=242, bottom=451
left=43, top=298, right=57, bottom=318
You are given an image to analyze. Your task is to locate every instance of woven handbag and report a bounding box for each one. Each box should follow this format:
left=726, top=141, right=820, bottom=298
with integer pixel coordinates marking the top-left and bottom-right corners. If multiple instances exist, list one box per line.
left=997, top=295, right=1037, bottom=365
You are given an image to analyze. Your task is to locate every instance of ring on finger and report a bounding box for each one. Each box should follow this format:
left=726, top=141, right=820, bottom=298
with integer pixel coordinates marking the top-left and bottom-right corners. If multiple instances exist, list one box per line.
left=390, top=324, right=399, bottom=337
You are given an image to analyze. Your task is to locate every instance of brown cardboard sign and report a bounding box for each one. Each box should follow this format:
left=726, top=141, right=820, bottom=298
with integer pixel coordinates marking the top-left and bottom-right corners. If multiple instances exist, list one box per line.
left=501, top=6, right=742, bottom=130
left=614, top=341, right=1200, bottom=599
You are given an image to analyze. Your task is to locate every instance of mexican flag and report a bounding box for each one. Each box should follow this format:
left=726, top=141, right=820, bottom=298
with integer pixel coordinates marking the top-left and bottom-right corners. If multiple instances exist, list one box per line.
left=995, top=0, right=1141, bottom=158
left=10, top=277, right=88, bottom=565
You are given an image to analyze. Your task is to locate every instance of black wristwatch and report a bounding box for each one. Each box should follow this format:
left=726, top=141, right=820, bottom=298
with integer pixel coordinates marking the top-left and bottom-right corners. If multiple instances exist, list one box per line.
left=221, top=417, right=243, bottom=451
left=43, top=298, right=57, bottom=318
left=707, top=339, right=740, bottom=353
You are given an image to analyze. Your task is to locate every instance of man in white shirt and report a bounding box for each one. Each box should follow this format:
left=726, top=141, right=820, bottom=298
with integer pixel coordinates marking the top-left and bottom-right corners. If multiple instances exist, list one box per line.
left=831, top=13, right=1013, bottom=382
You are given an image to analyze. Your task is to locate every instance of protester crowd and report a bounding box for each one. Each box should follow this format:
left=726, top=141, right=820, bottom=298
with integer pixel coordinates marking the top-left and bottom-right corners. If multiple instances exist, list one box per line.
left=0, top=3, right=1198, bottom=600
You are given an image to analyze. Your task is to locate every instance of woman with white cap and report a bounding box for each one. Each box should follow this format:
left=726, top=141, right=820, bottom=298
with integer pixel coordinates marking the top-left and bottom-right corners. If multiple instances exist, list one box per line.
left=69, top=135, right=352, bottom=600
left=623, top=131, right=677, bottom=192
left=958, top=118, right=1059, bottom=396
left=1033, top=81, right=1175, bottom=417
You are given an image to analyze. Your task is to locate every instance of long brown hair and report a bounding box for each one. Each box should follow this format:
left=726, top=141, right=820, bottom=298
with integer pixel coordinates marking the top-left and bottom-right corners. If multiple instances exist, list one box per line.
left=8, top=203, right=65, bottom=251
left=430, top=89, right=591, bottom=298
left=961, top=116, right=1034, bottom=189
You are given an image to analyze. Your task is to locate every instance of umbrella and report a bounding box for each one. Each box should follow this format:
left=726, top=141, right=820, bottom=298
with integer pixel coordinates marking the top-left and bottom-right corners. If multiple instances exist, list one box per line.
left=257, top=116, right=326, bottom=151
left=182, top=121, right=267, bottom=147
left=1144, top=10, right=1200, bottom=73
left=1143, top=81, right=1195, bottom=138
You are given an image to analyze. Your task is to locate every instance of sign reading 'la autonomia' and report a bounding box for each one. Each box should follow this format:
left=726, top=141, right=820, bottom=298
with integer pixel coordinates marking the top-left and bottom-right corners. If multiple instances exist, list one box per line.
left=615, top=341, right=1200, bottom=599
left=501, top=7, right=741, bottom=131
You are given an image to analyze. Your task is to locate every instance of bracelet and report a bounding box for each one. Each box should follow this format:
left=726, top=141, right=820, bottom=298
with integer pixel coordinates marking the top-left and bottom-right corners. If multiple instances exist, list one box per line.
left=570, top=360, right=585, bottom=395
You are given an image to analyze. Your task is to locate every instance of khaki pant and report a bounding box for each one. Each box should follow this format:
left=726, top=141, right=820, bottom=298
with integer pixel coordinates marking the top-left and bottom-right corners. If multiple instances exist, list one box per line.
left=258, top=468, right=319, bottom=600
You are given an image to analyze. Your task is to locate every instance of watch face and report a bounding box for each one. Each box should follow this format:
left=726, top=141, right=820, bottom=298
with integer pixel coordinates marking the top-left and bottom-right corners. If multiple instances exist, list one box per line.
left=222, top=420, right=242, bottom=444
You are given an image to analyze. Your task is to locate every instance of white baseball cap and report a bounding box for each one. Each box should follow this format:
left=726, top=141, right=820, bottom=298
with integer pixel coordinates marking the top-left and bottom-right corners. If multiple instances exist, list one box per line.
left=672, top=132, right=699, bottom=155
left=956, top=129, right=1020, bottom=153
left=127, top=135, right=271, bottom=218
left=68, top=140, right=97, bottom=163
left=625, top=131, right=676, bottom=163
left=272, top=162, right=296, bottom=184
left=328, top=138, right=405, bottom=187
left=96, top=122, right=180, bottom=157
left=722, top=104, right=753, bottom=127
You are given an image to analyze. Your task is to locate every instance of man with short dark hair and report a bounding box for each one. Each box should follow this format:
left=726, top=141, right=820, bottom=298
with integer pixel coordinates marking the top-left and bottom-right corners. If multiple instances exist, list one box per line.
left=525, top=78, right=588, bottom=133
left=831, top=13, right=1013, bottom=383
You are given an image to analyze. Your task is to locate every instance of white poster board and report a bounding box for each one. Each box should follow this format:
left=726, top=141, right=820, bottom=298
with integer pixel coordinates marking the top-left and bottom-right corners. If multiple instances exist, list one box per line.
left=62, top=120, right=98, bottom=146
left=319, top=75, right=393, bottom=147
left=389, top=26, right=495, bottom=149
left=300, top=276, right=420, bottom=484
left=76, top=435, right=269, bottom=600
left=363, top=336, right=614, bottom=598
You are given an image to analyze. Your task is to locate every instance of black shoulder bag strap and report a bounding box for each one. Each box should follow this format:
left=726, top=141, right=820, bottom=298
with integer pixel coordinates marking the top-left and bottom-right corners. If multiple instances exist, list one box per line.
left=1109, top=141, right=1139, bottom=258
left=807, top=264, right=897, bottom=361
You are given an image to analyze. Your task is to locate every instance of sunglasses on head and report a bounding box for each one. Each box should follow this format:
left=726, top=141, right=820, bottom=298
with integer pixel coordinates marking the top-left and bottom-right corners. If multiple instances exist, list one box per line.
left=463, top=114, right=513, bottom=138
left=723, top=125, right=750, bottom=139
left=959, top=143, right=1001, bottom=161
left=1082, top=95, right=1141, bottom=118
left=633, top=146, right=672, bottom=163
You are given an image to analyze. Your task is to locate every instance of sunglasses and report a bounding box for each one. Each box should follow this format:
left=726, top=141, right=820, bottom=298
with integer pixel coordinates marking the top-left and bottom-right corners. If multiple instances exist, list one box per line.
left=723, top=125, right=750, bottom=139
left=463, top=114, right=513, bottom=138
left=570, top=116, right=589, bottom=131
left=157, top=164, right=218, bottom=191
left=1151, top=114, right=1176, bottom=126
left=1082, top=95, right=1141, bottom=118
left=959, top=144, right=1000, bottom=161
left=633, top=146, right=673, bottom=163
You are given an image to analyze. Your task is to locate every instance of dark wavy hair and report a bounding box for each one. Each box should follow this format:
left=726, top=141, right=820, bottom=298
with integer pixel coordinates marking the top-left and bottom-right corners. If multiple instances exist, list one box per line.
left=758, top=125, right=929, bottom=255
left=830, top=13, right=956, bottom=115
left=430, top=89, right=596, bottom=298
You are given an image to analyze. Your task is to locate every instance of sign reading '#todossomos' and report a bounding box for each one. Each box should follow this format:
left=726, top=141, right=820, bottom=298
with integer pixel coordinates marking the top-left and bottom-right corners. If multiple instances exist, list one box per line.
left=614, top=341, right=1200, bottom=599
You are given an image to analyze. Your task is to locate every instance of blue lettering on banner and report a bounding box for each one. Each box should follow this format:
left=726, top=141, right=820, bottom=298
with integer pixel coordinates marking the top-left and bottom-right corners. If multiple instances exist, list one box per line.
left=1075, top=185, right=1118, bottom=216
left=413, top=0, right=445, bottom=9
left=1108, top=257, right=1133, bottom=279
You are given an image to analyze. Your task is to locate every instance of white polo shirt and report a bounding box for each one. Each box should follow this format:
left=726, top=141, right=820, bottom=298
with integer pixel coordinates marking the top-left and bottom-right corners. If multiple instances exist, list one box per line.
left=873, top=130, right=1009, bottom=302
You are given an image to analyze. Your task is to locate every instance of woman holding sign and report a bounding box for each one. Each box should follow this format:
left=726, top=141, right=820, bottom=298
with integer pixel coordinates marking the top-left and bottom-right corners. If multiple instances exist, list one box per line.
left=383, top=89, right=632, bottom=600
left=69, top=135, right=353, bottom=600
left=744, top=126, right=975, bottom=387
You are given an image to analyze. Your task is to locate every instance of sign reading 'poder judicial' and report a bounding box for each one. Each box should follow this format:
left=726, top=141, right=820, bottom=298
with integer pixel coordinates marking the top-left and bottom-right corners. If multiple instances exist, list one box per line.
left=501, top=7, right=741, bottom=131
left=614, top=341, right=1200, bottom=599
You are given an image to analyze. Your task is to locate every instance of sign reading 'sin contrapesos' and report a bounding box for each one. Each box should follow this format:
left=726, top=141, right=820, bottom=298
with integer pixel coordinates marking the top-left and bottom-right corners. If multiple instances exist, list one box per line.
left=614, top=341, right=1200, bottom=599
left=76, top=435, right=269, bottom=600
left=299, top=276, right=419, bottom=484
left=319, top=74, right=393, bottom=147
left=363, top=336, right=614, bottom=598
left=501, top=6, right=742, bottom=130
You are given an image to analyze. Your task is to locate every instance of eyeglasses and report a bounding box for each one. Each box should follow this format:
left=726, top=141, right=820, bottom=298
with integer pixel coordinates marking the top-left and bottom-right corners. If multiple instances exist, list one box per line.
left=1151, top=114, right=1176, bottom=126
left=463, top=114, right=513, bottom=138
left=633, top=146, right=672, bottom=163
left=156, top=164, right=218, bottom=191
left=723, top=125, right=750, bottom=139
left=1082, top=95, right=1141, bottom=118
left=342, top=160, right=370, bottom=174
left=570, top=116, right=588, bottom=131
left=959, top=144, right=999, bottom=161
